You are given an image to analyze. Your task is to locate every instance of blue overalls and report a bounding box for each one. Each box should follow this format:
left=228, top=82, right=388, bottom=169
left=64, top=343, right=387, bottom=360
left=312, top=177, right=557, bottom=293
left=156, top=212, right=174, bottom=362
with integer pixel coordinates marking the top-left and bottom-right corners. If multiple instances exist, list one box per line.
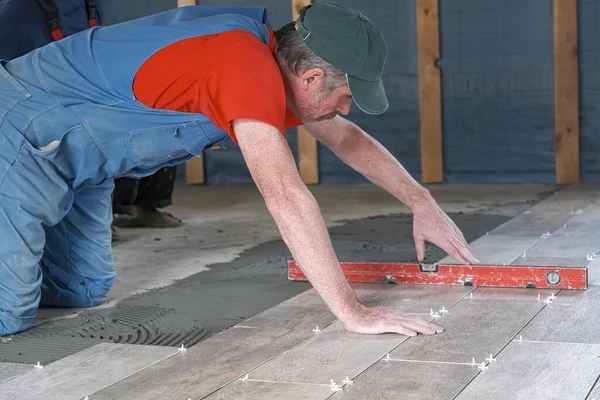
left=0, top=6, right=272, bottom=335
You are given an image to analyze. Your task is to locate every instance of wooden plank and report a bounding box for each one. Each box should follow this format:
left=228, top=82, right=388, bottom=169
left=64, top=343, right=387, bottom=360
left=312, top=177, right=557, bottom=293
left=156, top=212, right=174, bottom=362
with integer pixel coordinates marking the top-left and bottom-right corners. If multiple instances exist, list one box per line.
left=0, top=343, right=178, bottom=399
left=329, top=361, right=478, bottom=400
left=177, top=0, right=195, bottom=6
left=554, top=0, right=580, bottom=184
left=456, top=341, right=600, bottom=400
left=178, top=0, right=204, bottom=184
left=0, top=363, right=31, bottom=385
left=389, top=296, right=544, bottom=364
left=292, top=0, right=319, bottom=185
left=185, top=156, right=205, bottom=185
left=416, top=0, right=443, bottom=183
left=519, top=286, right=600, bottom=344
left=204, top=379, right=334, bottom=400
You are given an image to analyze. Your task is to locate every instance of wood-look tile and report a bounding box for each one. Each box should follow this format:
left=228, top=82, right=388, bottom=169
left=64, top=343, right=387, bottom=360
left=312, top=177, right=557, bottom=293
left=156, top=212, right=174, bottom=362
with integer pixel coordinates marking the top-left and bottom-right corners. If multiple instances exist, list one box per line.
left=467, top=287, right=559, bottom=300
left=437, top=235, right=541, bottom=265
left=363, top=284, right=473, bottom=314
left=0, top=343, right=178, bottom=400
left=455, top=341, right=600, bottom=400
left=589, top=377, right=600, bottom=400
left=389, top=298, right=543, bottom=364
left=90, top=317, right=326, bottom=400
left=519, top=286, right=600, bottom=344
left=244, top=321, right=407, bottom=386
left=329, top=360, right=479, bottom=400
left=0, top=363, right=32, bottom=385
left=204, top=379, right=334, bottom=400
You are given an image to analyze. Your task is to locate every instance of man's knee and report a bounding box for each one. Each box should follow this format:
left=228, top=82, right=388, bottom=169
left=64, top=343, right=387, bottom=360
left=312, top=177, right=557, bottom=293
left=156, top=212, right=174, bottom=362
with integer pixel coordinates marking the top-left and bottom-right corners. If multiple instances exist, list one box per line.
left=0, top=310, right=36, bottom=336
left=41, top=268, right=115, bottom=308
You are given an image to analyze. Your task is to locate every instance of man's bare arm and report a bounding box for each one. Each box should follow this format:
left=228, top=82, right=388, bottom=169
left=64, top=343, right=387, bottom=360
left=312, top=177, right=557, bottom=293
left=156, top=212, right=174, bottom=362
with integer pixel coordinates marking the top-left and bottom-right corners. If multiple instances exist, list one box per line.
left=234, top=119, right=442, bottom=336
left=305, top=116, right=477, bottom=264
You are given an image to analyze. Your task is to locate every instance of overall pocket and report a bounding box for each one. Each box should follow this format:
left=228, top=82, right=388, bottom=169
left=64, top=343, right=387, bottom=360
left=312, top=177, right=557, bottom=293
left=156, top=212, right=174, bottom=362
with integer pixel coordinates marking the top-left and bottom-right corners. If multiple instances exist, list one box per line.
left=125, top=121, right=212, bottom=169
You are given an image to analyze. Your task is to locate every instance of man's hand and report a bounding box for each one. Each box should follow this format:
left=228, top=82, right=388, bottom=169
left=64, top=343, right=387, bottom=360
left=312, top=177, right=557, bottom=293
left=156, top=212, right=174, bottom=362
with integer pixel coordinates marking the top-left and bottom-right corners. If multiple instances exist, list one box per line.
left=305, top=117, right=478, bottom=265
left=412, top=198, right=479, bottom=264
left=341, top=304, right=443, bottom=336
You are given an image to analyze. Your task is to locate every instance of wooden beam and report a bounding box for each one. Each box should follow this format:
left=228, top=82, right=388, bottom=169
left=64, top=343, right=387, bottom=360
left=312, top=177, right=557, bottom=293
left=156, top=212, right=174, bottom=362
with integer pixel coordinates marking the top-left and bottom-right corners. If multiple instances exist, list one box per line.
left=177, top=0, right=205, bottom=184
left=416, top=0, right=443, bottom=183
left=554, top=0, right=580, bottom=184
left=292, top=0, right=319, bottom=185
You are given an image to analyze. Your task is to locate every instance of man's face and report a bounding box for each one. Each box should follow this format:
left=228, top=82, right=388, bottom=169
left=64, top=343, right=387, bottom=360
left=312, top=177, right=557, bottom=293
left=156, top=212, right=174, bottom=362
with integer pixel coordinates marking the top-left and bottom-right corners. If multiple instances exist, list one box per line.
left=286, top=68, right=354, bottom=123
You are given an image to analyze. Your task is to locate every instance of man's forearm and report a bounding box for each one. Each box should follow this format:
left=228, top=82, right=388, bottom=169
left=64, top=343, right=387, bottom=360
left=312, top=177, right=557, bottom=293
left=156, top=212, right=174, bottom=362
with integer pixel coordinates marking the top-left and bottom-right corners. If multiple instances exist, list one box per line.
left=264, top=185, right=360, bottom=319
left=326, top=120, right=433, bottom=211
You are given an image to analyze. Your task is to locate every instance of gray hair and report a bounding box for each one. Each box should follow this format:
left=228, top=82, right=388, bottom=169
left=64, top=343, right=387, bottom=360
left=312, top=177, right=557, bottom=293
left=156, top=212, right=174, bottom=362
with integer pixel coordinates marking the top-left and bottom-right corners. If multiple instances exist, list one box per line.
left=274, top=6, right=347, bottom=93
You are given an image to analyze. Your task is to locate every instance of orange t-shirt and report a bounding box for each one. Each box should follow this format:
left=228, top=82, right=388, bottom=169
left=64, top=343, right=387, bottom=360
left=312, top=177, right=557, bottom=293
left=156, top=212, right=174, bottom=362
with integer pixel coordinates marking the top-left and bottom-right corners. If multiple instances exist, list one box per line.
left=132, top=28, right=302, bottom=144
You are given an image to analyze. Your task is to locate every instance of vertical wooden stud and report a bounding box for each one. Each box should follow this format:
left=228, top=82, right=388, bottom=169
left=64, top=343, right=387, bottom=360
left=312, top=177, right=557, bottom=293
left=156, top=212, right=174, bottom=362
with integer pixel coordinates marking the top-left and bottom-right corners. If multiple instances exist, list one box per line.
left=416, top=0, right=443, bottom=183
left=178, top=0, right=205, bottom=184
left=554, top=0, right=580, bottom=184
left=293, top=0, right=319, bottom=185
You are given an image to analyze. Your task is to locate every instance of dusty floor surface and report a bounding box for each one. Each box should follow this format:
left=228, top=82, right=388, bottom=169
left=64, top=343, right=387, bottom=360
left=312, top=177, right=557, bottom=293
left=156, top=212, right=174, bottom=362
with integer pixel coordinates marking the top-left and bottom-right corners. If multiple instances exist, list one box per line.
left=1, top=184, right=556, bottom=363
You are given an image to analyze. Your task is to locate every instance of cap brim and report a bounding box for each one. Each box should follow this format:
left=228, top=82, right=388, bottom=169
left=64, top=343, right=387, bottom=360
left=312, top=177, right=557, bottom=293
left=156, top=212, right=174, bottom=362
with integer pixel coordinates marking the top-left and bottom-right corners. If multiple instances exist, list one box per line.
left=347, top=74, right=389, bottom=115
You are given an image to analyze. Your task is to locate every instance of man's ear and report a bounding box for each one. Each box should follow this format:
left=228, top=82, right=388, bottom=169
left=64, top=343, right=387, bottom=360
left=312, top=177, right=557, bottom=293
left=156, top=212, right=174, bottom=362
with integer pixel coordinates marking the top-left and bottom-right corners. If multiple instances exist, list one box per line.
left=300, top=68, right=325, bottom=88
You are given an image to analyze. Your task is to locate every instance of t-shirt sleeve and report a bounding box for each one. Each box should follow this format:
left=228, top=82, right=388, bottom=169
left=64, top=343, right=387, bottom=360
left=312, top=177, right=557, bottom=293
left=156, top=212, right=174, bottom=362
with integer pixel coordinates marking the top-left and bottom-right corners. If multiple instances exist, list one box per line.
left=201, top=39, right=289, bottom=143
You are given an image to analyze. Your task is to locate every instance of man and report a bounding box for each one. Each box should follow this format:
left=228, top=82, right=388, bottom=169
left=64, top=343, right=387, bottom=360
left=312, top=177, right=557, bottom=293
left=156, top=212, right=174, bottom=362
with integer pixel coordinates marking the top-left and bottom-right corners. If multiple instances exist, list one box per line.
left=0, top=3, right=477, bottom=336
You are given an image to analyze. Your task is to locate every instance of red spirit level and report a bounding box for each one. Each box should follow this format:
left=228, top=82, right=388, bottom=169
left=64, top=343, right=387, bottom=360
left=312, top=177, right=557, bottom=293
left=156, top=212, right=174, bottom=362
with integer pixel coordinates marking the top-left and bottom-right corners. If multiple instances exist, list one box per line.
left=287, top=261, right=588, bottom=290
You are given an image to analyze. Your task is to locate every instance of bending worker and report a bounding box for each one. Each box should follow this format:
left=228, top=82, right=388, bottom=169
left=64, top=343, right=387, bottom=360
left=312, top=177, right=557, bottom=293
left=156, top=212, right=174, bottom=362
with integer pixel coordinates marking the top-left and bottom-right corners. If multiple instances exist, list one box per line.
left=0, top=3, right=477, bottom=336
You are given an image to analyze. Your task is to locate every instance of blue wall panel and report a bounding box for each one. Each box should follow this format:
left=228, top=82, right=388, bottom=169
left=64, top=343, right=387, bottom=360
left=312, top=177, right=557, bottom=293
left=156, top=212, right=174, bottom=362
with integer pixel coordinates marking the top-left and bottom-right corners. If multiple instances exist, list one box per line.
left=315, top=0, right=421, bottom=184
left=578, top=0, right=600, bottom=181
left=439, top=0, right=556, bottom=183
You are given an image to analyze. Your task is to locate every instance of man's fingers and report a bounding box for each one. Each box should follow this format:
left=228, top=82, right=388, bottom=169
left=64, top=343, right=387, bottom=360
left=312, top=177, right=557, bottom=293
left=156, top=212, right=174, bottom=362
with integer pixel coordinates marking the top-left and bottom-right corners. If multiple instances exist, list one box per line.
left=450, top=248, right=469, bottom=264
left=384, top=323, right=417, bottom=337
left=458, top=245, right=479, bottom=264
left=414, top=237, right=426, bottom=261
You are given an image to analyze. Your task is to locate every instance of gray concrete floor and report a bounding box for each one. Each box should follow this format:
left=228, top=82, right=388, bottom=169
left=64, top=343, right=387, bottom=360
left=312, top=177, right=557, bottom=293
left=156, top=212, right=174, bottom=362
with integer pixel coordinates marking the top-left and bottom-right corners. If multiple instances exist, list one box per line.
left=3, top=184, right=558, bottom=364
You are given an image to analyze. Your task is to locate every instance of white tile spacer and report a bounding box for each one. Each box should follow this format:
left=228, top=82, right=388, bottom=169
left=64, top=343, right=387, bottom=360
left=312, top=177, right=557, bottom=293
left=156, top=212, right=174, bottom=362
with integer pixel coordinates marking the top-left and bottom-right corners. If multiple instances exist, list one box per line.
left=342, top=376, right=353, bottom=385
left=587, top=253, right=597, bottom=261
left=83, top=397, right=89, bottom=400
left=485, top=231, right=489, bottom=236
left=313, top=327, right=321, bottom=334
left=478, top=362, right=488, bottom=370
left=471, top=357, right=476, bottom=366
left=430, top=309, right=435, bottom=316
left=486, top=354, right=497, bottom=362
left=575, top=208, right=583, bottom=215
left=544, top=297, right=553, bottom=304
left=541, top=231, right=551, bottom=239
left=517, top=335, right=523, bottom=343
left=383, top=353, right=391, bottom=361
left=178, top=344, right=187, bottom=352
left=34, top=362, right=43, bottom=369
left=439, top=307, right=449, bottom=314
left=239, top=374, right=249, bottom=382
left=330, top=380, right=343, bottom=392
left=537, top=294, right=541, bottom=300
left=549, top=292, right=557, bottom=300
left=468, top=293, right=474, bottom=299
left=431, top=312, right=441, bottom=319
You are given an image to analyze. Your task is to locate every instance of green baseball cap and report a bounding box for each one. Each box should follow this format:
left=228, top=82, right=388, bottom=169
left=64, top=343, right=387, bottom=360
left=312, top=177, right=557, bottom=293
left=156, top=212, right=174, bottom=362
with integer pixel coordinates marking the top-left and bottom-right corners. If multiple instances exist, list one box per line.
left=295, top=3, right=389, bottom=115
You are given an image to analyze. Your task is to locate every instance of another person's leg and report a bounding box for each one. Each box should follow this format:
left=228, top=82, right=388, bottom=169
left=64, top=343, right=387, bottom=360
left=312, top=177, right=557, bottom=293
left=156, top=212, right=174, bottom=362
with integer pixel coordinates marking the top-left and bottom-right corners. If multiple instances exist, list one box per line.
left=41, top=180, right=116, bottom=308
left=112, top=166, right=181, bottom=228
